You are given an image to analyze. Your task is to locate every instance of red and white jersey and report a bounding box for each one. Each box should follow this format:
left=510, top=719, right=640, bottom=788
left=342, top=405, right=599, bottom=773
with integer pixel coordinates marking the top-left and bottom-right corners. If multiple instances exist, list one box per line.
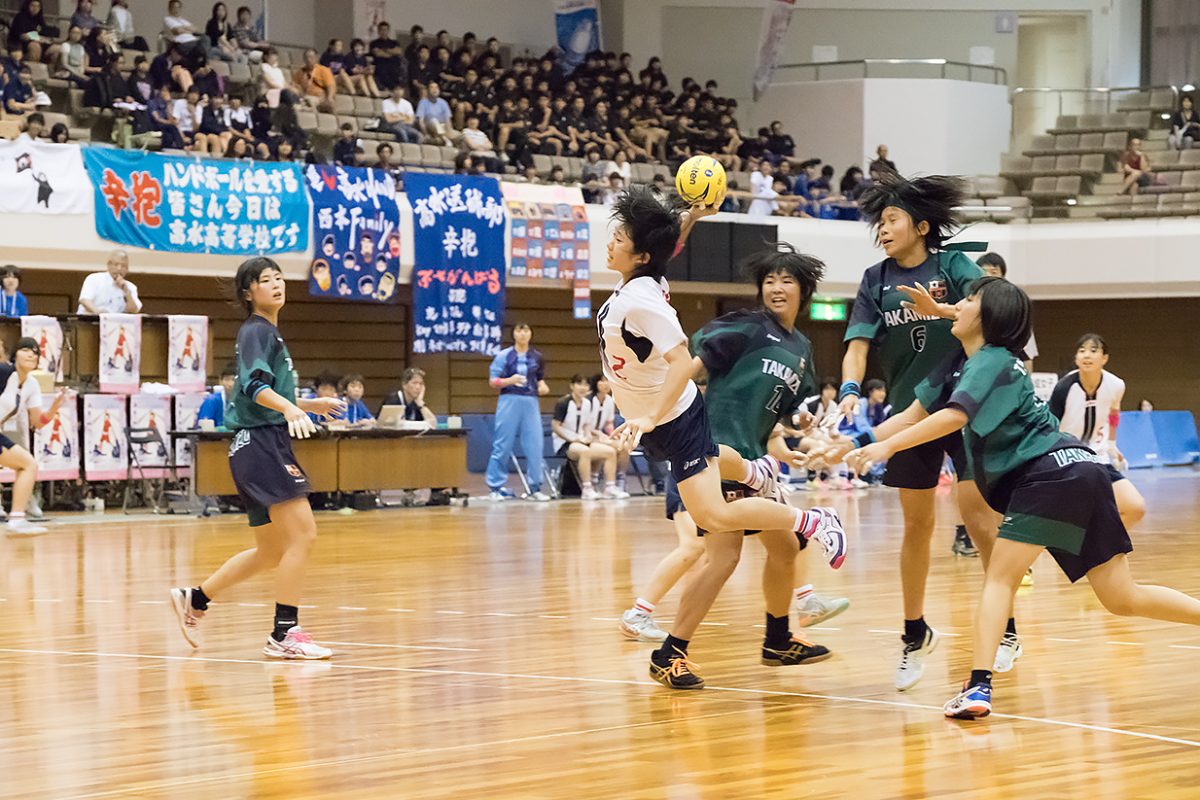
left=597, top=276, right=697, bottom=425
left=1049, top=368, right=1125, bottom=463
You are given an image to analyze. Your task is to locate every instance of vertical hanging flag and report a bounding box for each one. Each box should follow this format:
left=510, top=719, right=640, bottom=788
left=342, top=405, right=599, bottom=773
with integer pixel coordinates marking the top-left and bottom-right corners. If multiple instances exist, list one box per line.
left=129, top=394, right=172, bottom=477
left=21, top=315, right=64, bottom=380
left=555, top=0, right=601, bottom=75
left=168, top=315, right=208, bottom=392
left=83, top=393, right=127, bottom=480
left=753, top=0, right=797, bottom=100
left=99, top=313, right=142, bottom=393
left=34, top=389, right=79, bottom=480
left=305, top=165, right=401, bottom=303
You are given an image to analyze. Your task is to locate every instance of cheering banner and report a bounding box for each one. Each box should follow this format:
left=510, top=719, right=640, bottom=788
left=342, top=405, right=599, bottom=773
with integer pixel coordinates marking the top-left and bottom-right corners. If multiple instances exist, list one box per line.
left=168, top=315, right=207, bottom=391
left=305, top=165, right=401, bottom=303
left=84, top=393, right=127, bottom=480
left=129, top=394, right=171, bottom=476
left=21, top=315, right=64, bottom=380
left=555, top=0, right=600, bottom=75
left=0, top=141, right=92, bottom=214
left=99, top=313, right=142, bottom=394
left=753, top=0, right=797, bottom=100
left=406, top=173, right=507, bottom=356
left=502, top=181, right=592, bottom=319
left=34, top=389, right=79, bottom=480
left=173, top=392, right=205, bottom=471
left=82, top=149, right=308, bottom=255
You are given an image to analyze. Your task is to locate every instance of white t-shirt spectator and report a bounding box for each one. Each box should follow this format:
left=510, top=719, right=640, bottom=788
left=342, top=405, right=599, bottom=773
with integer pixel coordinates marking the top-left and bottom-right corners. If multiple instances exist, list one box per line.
left=461, top=127, right=492, bottom=151
left=224, top=105, right=251, bottom=129
left=108, top=5, right=136, bottom=42
left=77, top=271, right=143, bottom=314
left=172, top=99, right=201, bottom=133
left=0, top=370, right=42, bottom=444
left=747, top=184, right=779, bottom=216
left=163, top=14, right=198, bottom=44
left=606, top=160, right=632, bottom=184
left=584, top=393, right=616, bottom=435
left=551, top=394, right=586, bottom=452
left=381, top=96, right=415, bottom=121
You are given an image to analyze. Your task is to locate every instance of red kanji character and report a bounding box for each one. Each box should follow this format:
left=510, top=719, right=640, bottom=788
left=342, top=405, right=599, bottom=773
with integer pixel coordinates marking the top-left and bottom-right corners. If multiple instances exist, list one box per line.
left=416, top=269, right=433, bottom=289
left=129, top=171, right=162, bottom=227
left=446, top=270, right=459, bottom=286
left=100, top=169, right=129, bottom=219
left=486, top=269, right=501, bottom=294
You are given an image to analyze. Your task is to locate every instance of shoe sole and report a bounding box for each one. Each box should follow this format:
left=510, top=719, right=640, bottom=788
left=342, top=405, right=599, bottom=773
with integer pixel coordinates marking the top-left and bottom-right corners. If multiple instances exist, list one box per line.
left=761, top=651, right=834, bottom=667
left=896, top=629, right=942, bottom=691
left=263, top=646, right=333, bottom=660
left=649, top=665, right=705, bottom=690
left=168, top=589, right=201, bottom=649
left=946, top=703, right=991, bottom=719
left=993, top=645, right=1023, bottom=673
left=798, top=600, right=851, bottom=628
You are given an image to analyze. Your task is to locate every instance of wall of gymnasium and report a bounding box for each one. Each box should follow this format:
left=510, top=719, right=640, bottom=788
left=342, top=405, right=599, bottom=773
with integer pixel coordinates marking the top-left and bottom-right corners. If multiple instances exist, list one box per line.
left=349, top=0, right=558, bottom=57
left=135, top=0, right=322, bottom=51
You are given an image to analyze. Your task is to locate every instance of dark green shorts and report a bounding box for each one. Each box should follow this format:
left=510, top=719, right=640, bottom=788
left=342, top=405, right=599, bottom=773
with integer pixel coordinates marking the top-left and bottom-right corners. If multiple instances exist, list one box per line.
left=997, top=448, right=1132, bottom=582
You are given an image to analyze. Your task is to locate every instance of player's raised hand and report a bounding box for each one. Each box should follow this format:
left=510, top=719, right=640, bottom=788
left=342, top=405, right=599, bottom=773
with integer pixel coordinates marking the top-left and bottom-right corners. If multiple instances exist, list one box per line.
left=845, top=441, right=892, bottom=474
left=897, top=283, right=951, bottom=319
left=791, top=410, right=815, bottom=433
left=612, top=416, right=656, bottom=451
left=838, top=394, right=860, bottom=420
left=687, top=201, right=720, bottom=221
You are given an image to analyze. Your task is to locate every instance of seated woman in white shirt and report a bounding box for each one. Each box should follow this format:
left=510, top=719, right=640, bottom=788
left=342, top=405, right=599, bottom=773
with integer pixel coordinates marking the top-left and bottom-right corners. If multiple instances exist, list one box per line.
left=552, top=374, right=627, bottom=500
left=586, top=372, right=632, bottom=495
left=0, top=337, right=67, bottom=534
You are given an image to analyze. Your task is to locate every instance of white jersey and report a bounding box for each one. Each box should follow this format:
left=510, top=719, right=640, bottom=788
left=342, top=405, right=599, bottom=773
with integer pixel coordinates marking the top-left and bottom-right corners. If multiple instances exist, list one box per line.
left=1049, top=368, right=1125, bottom=463
left=597, top=276, right=697, bottom=425
left=584, top=393, right=616, bottom=435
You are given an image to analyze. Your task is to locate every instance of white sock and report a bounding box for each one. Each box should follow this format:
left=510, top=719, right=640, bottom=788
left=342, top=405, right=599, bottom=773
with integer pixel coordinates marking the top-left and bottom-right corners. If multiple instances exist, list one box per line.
left=794, top=584, right=814, bottom=601
left=634, top=598, right=655, bottom=614
left=8, top=511, right=25, bottom=522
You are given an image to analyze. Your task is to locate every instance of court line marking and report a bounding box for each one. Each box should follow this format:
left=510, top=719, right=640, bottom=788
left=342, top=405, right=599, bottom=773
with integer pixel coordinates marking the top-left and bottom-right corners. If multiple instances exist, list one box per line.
left=336, top=606, right=368, bottom=611
left=2, top=645, right=1197, bottom=753
left=1047, top=637, right=1081, bottom=643
left=320, top=640, right=480, bottom=652
left=1107, top=641, right=1142, bottom=647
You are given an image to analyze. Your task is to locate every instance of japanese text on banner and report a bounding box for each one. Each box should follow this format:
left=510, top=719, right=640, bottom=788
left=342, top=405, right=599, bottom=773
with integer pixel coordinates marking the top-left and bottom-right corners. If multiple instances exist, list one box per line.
left=306, top=165, right=402, bottom=303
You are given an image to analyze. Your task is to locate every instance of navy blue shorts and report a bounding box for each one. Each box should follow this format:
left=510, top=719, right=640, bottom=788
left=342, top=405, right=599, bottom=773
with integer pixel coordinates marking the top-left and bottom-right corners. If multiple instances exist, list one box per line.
left=884, top=429, right=969, bottom=490
left=228, top=425, right=311, bottom=527
left=0, top=433, right=13, bottom=452
left=639, top=392, right=720, bottom=483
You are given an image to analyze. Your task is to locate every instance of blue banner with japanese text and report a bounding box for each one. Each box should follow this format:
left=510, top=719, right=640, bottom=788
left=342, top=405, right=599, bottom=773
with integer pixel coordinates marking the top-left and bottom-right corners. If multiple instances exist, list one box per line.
left=406, top=173, right=507, bottom=356
left=305, top=164, right=401, bottom=303
left=82, top=149, right=308, bottom=255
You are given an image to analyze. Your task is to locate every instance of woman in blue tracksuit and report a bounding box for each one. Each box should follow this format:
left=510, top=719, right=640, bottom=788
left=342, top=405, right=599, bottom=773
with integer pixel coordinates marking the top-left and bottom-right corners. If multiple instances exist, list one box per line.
left=486, top=322, right=550, bottom=501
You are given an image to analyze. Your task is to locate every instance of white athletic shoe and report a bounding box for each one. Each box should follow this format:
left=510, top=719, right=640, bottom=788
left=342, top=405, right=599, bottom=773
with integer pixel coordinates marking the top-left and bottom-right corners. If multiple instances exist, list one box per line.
left=169, top=587, right=205, bottom=648
left=895, top=626, right=941, bottom=691
left=803, top=507, right=848, bottom=569
left=263, top=626, right=333, bottom=660
left=525, top=491, right=552, bottom=502
left=850, top=478, right=870, bottom=489
left=794, top=592, right=850, bottom=628
left=993, top=632, right=1023, bottom=673
left=580, top=486, right=601, bottom=500
left=603, top=485, right=630, bottom=499
left=487, top=490, right=511, bottom=502
left=619, top=608, right=668, bottom=642
left=6, top=518, right=47, bottom=536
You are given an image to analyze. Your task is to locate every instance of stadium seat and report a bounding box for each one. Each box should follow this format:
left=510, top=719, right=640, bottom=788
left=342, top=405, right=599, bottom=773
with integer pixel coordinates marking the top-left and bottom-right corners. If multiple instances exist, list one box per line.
left=419, top=144, right=443, bottom=167
left=532, top=154, right=552, bottom=176
left=399, top=143, right=423, bottom=166
left=296, top=109, right=318, bottom=132
left=315, top=113, right=338, bottom=136
left=353, top=96, right=375, bottom=115
left=334, top=95, right=354, bottom=115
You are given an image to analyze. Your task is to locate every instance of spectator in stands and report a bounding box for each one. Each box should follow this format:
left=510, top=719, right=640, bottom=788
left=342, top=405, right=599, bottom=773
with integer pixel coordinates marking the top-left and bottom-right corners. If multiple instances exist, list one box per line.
left=549, top=164, right=567, bottom=184
left=747, top=166, right=780, bottom=217
left=381, top=83, right=420, bottom=144
left=339, top=374, right=374, bottom=426
left=494, top=95, right=528, bottom=160
left=333, top=122, right=358, bottom=166
left=1138, top=399, right=1154, bottom=412
left=230, top=5, right=267, bottom=61
left=225, top=136, right=249, bottom=158
left=258, top=47, right=290, bottom=107
left=271, top=137, right=296, bottom=162
left=108, top=0, right=148, bottom=51
left=374, top=142, right=399, bottom=176
left=409, top=45, right=437, bottom=96
left=380, top=368, right=437, bottom=424
left=403, top=24, right=425, bottom=68
left=191, top=56, right=222, bottom=99
left=84, top=56, right=131, bottom=110
left=71, top=1, right=101, bottom=33
left=4, top=66, right=37, bottom=119
left=640, top=56, right=667, bottom=86
left=738, top=127, right=771, bottom=169
left=197, top=361, right=237, bottom=429
left=580, top=147, right=606, bottom=201
left=553, top=374, right=622, bottom=500
left=719, top=180, right=741, bottom=213
left=78, top=249, right=142, bottom=314
left=15, top=111, right=44, bottom=142
left=174, top=87, right=206, bottom=150
left=869, top=143, right=896, bottom=176
left=148, top=84, right=185, bottom=148
left=223, top=93, right=252, bottom=139
left=600, top=172, right=624, bottom=205
left=344, top=38, right=382, bottom=98
left=460, top=114, right=499, bottom=170
left=205, top=2, right=242, bottom=63
left=197, top=93, right=232, bottom=155
left=48, top=122, right=68, bottom=143
left=162, top=0, right=203, bottom=56
left=150, top=45, right=193, bottom=93
left=767, top=120, right=795, bottom=160
left=475, top=36, right=502, bottom=70
left=666, top=114, right=694, bottom=162
left=812, top=164, right=835, bottom=192
left=369, top=21, right=406, bottom=92
left=55, top=25, right=90, bottom=88
left=130, top=56, right=153, bottom=102
left=416, top=81, right=454, bottom=145
left=840, top=166, right=866, bottom=199
left=1169, top=95, right=1200, bottom=151
left=272, top=93, right=309, bottom=153
left=321, top=38, right=359, bottom=97
left=84, top=26, right=120, bottom=74
left=1119, top=136, right=1153, bottom=195
left=294, top=48, right=335, bottom=112
left=9, top=1, right=55, bottom=65
left=3, top=43, right=26, bottom=85
left=773, top=158, right=795, bottom=193
left=525, top=93, right=564, bottom=156
left=249, top=92, right=272, bottom=139
left=0, top=266, right=29, bottom=318
left=486, top=322, right=549, bottom=502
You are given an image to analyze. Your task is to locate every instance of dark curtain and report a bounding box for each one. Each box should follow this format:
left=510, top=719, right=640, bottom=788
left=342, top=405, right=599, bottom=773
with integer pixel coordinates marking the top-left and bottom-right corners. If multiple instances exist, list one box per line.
left=1149, top=0, right=1200, bottom=86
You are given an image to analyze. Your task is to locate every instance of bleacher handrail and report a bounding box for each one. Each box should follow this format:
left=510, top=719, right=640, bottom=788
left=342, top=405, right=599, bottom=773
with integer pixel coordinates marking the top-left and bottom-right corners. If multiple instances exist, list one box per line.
left=772, top=58, right=1007, bottom=85
left=1012, top=84, right=1181, bottom=120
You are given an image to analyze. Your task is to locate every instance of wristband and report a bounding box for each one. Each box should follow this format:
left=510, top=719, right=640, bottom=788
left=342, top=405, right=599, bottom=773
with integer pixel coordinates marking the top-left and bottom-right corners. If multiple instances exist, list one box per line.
left=838, top=381, right=861, bottom=402
left=1108, top=411, right=1121, bottom=430
left=853, top=430, right=875, bottom=448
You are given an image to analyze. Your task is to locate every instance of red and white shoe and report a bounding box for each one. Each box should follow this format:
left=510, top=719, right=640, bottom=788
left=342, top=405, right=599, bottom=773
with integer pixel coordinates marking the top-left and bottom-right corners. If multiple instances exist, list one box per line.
left=263, top=626, right=333, bottom=660
left=169, top=587, right=205, bottom=648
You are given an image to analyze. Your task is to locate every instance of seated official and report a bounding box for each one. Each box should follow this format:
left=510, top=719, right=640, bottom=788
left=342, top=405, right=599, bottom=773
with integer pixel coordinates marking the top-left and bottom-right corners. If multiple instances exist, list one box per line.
left=196, top=361, right=237, bottom=429
left=307, top=371, right=343, bottom=424
left=340, top=373, right=375, bottom=427
left=380, top=367, right=437, bottom=425
left=0, top=265, right=30, bottom=318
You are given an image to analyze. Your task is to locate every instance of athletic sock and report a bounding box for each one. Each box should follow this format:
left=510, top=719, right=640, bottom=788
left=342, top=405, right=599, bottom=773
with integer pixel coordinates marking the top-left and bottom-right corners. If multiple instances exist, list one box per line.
left=955, top=524, right=967, bottom=538
left=764, top=613, right=791, bottom=649
left=791, top=508, right=818, bottom=537
left=1006, top=617, right=1017, bottom=636
left=653, top=634, right=689, bottom=663
left=634, top=598, right=655, bottom=615
left=582, top=481, right=593, bottom=491
left=903, top=617, right=928, bottom=647
left=793, top=584, right=814, bottom=603
left=272, top=603, right=298, bottom=642
left=741, top=455, right=777, bottom=491
left=969, top=669, right=993, bottom=688
left=191, top=586, right=211, bottom=611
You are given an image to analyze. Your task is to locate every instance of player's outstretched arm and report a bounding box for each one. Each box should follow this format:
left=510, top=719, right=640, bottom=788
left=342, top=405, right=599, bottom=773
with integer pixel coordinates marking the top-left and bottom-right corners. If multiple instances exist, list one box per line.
left=838, top=339, right=870, bottom=417
left=846, top=407, right=967, bottom=474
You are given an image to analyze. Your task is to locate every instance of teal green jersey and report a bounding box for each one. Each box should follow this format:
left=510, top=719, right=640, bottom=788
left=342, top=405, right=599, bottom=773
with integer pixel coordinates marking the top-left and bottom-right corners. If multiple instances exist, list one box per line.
left=225, top=314, right=299, bottom=430
left=691, top=309, right=817, bottom=459
left=915, top=345, right=1076, bottom=503
left=844, top=250, right=982, bottom=411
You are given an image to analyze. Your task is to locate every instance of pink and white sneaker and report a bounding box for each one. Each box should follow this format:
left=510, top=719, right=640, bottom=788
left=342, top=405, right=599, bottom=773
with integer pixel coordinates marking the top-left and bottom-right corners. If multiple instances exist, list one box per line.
left=169, top=587, right=205, bottom=648
left=263, top=626, right=333, bottom=660
left=799, top=507, right=848, bottom=570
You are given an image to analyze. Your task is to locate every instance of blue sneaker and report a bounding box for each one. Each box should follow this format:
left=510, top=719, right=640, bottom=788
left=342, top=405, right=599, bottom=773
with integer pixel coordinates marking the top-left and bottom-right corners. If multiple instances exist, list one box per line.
left=944, top=682, right=992, bottom=719
left=487, top=488, right=517, bottom=502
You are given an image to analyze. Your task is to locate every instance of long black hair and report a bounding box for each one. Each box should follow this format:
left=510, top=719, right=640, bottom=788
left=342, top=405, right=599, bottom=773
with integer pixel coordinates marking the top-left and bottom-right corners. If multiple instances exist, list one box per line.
left=859, top=173, right=965, bottom=251
left=741, top=242, right=825, bottom=314
left=226, top=256, right=283, bottom=317
left=610, top=184, right=680, bottom=281
left=971, top=276, right=1032, bottom=355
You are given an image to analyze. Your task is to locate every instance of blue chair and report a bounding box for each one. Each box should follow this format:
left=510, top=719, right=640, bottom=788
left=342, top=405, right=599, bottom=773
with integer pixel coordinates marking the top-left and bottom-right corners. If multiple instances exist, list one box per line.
left=1116, top=411, right=1159, bottom=469
left=1150, top=411, right=1200, bottom=466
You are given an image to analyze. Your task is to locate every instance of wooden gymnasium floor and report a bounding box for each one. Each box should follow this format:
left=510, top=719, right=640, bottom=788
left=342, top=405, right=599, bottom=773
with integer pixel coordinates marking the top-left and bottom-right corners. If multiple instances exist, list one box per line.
left=2, top=470, right=1200, bottom=799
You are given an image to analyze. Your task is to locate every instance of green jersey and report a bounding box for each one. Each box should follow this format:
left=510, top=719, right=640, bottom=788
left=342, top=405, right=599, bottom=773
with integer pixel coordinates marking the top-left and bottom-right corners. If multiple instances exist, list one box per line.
left=691, top=309, right=817, bottom=459
left=915, top=345, right=1075, bottom=504
left=226, top=314, right=299, bottom=430
left=844, top=250, right=982, bottom=411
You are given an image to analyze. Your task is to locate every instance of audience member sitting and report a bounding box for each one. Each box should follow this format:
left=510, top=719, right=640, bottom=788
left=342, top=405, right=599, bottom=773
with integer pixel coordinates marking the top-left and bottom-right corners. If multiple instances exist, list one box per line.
left=196, top=93, right=232, bottom=155
left=5, top=65, right=38, bottom=119
left=374, top=142, right=400, bottom=177
left=1169, top=95, right=1200, bottom=150
left=766, top=120, right=795, bottom=160
left=225, top=136, right=250, bottom=158
left=307, top=372, right=342, bottom=423
left=150, top=45, right=193, bottom=93
left=83, top=57, right=131, bottom=110
left=258, top=47, right=290, bottom=107
left=8, top=0, right=56, bottom=65
left=599, top=172, right=624, bottom=205
left=84, top=25, right=120, bottom=74
left=868, top=143, right=896, bottom=177
left=148, top=84, right=185, bottom=149
left=459, top=114, right=498, bottom=169
left=294, top=47, right=336, bottom=112
left=1120, top=136, right=1153, bottom=195
left=230, top=4, right=268, bottom=61
left=333, top=122, right=358, bottom=166
left=381, top=84, right=420, bottom=144
left=339, top=374, right=375, bottom=426
left=0, top=265, right=29, bottom=318
left=108, top=0, right=149, bottom=51
left=369, top=21, right=406, bottom=91
left=551, top=374, right=625, bottom=500
left=78, top=249, right=142, bottom=313
left=162, top=0, right=202, bottom=55
left=380, top=367, right=437, bottom=424
left=197, top=361, right=237, bottom=429
left=15, top=111, right=44, bottom=142
left=205, top=2, right=242, bottom=62
left=416, top=81, right=454, bottom=144
left=48, top=122, right=68, bottom=143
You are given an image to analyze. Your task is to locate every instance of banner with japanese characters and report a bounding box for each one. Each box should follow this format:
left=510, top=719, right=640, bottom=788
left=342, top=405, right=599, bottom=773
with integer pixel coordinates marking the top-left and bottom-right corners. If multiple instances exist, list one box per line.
left=168, top=315, right=208, bottom=392
left=406, top=173, right=507, bottom=356
left=0, top=141, right=92, bottom=214
left=34, top=389, right=79, bottom=480
left=502, top=181, right=592, bottom=319
left=129, top=394, right=172, bottom=477
left=82, top=149, right=308, bottom=255
left=305, top=165, right=401, bottom=303
left=83, top=393, right=127, bottom=480
left=99, top=313, right=141, bottom=394
left=21, top=315, right=64, bottom=381
left=173, top=392, right=205, bottom=471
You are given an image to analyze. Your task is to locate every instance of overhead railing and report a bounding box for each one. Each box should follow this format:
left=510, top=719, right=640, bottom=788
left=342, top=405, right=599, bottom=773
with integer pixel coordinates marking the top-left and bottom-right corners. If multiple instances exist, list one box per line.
left=772, top=58, right=1007, bottom=85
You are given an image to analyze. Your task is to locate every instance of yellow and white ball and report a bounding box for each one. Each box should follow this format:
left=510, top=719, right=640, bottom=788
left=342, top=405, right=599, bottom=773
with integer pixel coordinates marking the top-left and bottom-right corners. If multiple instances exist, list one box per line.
left=674, top=155, right=727, bottom=207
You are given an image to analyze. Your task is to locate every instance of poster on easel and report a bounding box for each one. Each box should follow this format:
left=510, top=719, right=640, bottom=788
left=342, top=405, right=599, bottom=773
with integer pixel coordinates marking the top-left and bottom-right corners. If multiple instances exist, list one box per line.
left=173, top=393, right=205, bottom=474
left=98, top=314, right=141, bottom=394
left=83, top=393, right=127, bottom=480
left=129, top=394, right=171, bottom=477
left=21, top=316, right=64, bottom=381
left=34, top=389, right=80, bottom=480
left=167, top=315, right=208, bottom=392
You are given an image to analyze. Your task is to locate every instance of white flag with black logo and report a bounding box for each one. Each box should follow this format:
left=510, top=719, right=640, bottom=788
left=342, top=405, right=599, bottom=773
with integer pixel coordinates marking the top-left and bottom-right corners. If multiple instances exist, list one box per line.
left=0, top=140, right=92, bottom=214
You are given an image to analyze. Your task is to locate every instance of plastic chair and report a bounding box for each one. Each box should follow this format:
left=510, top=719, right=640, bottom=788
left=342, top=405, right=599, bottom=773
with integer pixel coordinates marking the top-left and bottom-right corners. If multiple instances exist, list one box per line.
left=124, top=427, right=169, bottom=513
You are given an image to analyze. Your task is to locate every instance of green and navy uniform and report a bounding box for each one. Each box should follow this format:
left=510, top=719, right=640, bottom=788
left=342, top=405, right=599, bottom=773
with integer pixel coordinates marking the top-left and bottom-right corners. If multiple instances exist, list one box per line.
left=915, top=345, right=1132, bottom=581
left=844, top=250, right=982, bottom=488
left=227, top=314, right=310, bottom=527
left=666, top=309, right=817, bottom=535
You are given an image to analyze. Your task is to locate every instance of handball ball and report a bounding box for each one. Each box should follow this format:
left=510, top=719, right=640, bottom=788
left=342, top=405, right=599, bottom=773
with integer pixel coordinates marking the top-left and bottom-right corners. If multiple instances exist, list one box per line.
left=675, top=155, right=727, bottom=207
